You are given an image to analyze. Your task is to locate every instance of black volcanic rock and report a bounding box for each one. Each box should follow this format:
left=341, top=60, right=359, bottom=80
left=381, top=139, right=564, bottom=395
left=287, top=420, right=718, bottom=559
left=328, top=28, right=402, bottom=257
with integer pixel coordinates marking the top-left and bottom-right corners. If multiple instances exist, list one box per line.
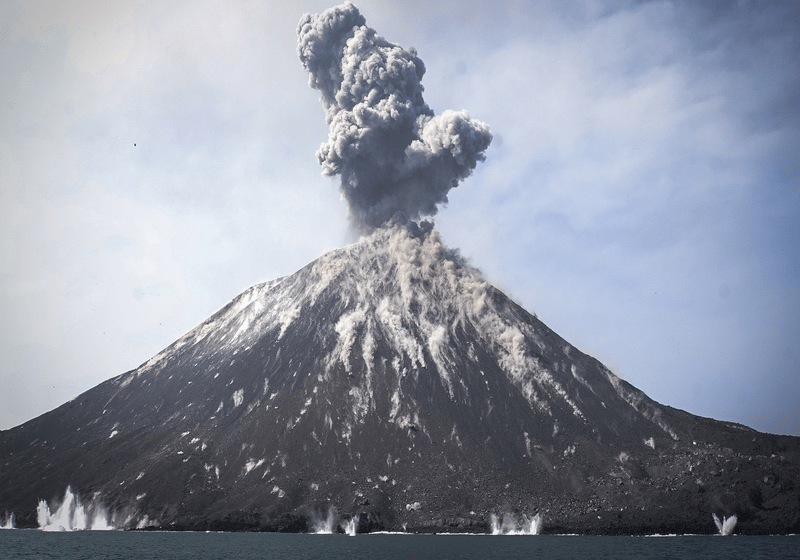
left=1, top=225, right=799, bottom=534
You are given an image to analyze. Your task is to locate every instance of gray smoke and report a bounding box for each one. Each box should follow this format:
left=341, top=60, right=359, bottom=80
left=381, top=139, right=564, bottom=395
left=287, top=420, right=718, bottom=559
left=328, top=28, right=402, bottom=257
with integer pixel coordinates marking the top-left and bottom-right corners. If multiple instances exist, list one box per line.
left=297, top=2, right=492, bottom=231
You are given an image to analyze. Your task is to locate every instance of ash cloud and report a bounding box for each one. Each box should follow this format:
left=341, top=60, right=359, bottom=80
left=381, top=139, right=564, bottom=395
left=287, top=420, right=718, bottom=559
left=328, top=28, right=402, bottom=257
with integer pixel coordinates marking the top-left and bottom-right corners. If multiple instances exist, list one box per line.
left=297, top=2, right=492, bottom=231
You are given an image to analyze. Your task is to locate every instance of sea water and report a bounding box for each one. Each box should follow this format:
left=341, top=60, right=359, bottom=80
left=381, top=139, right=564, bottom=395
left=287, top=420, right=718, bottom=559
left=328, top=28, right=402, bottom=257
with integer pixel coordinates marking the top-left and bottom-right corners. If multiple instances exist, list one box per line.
left=0, top=531, right=797, bottom=559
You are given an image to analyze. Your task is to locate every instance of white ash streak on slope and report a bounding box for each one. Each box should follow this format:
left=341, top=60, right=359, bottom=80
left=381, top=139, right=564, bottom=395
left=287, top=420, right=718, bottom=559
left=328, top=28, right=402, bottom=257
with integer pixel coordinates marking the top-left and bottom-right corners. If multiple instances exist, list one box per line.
left=320, top=225, right=585, bottom=421
left=101, top=221, right=685, bottom=443
left=604, top=368, right=678, bottom=440
left=109, top=223, right=595, bottom=431
left=297, top=2, right=492, bottom=230
left=118, top=224, right=589, bottom=425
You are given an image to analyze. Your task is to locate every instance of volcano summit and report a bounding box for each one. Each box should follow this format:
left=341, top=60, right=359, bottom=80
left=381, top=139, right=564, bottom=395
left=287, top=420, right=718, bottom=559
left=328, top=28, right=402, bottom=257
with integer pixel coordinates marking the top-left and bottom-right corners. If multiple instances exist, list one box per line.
left=1, top=2, right=799, bottom=535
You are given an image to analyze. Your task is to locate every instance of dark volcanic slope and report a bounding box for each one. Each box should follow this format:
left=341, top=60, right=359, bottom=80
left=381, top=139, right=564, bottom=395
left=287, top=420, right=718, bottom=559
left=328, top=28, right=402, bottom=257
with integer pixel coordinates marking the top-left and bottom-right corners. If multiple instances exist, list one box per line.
left=2, top=225, right=798, bottom=534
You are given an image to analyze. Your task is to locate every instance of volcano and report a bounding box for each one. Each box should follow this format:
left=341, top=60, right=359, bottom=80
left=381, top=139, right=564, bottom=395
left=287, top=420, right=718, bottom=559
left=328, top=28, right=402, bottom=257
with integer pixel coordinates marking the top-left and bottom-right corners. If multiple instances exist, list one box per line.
left=1, top=225, right=798, bottom=534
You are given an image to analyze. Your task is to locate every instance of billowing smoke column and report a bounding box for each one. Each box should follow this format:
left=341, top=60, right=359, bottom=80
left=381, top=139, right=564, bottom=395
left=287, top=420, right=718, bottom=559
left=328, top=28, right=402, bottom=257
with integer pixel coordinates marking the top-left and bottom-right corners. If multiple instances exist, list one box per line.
left=297, top=2, right=492, bottom=231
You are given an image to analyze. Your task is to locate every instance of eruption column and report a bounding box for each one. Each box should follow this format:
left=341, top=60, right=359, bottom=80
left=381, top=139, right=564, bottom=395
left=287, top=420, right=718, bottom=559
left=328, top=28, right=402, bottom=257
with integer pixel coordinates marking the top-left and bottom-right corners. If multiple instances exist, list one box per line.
left=297, top=2, right=492, bottom=231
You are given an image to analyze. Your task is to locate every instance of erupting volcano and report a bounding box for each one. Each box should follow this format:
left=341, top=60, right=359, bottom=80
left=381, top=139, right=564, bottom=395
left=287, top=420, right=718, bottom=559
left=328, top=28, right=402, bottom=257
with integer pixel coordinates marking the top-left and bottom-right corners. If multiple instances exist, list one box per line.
left=1, top=2, right=798, bottom=535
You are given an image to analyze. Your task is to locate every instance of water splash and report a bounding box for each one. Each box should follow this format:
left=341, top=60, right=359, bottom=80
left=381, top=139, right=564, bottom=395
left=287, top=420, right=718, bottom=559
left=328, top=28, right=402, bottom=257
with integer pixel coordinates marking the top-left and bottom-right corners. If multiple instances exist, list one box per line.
left=523, top=513, right=543, bottom=535
left=0, top=512, right=15, bottom=529
left=37, top=486, right=114, bottom=531
left=311, top=506, right=337, bottom=534
left=490, top=512, right=542, bottom=535
left=712, top=513, right=737, bottom=536
left=342, top=515, right=359, bottom=536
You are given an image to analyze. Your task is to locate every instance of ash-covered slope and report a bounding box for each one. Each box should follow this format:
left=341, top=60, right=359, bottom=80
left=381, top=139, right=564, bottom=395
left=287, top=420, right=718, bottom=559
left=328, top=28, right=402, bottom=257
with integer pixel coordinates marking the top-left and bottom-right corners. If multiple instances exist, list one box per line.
left=1, top=225, right=798, bottom=534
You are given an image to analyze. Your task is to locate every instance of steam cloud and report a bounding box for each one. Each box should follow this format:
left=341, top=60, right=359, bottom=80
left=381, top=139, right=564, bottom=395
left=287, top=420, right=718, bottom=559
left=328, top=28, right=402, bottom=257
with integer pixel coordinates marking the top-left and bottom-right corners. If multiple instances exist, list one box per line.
left=297, top=2, right=492, bottom=231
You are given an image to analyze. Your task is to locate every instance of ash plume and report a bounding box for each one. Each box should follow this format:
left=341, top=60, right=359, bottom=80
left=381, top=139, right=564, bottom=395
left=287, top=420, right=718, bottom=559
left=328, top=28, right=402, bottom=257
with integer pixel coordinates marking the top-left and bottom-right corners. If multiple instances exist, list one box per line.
left=297, top=2, right=492, bottom=231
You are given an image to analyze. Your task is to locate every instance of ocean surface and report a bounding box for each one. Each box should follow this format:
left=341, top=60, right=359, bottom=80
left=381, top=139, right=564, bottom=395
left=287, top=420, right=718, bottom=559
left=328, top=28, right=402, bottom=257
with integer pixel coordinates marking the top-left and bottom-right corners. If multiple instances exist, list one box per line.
left=1, top=531, right=798, bottom=560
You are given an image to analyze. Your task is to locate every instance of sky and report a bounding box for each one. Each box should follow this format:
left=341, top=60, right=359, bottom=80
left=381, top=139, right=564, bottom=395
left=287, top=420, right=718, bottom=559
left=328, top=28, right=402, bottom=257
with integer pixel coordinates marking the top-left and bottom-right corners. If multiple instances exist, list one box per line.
left=1, top=0, right=798, bottom=436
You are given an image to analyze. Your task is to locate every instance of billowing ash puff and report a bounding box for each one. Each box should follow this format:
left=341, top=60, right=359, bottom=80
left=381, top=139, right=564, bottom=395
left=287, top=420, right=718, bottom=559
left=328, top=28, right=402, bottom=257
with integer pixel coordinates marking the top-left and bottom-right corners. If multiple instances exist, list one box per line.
left=297, top=2, right=492, bottom=231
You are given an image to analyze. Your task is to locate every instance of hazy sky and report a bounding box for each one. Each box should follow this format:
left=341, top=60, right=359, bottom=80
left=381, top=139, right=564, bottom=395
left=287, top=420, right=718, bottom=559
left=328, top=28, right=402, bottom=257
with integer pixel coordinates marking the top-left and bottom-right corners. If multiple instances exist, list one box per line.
left=1, top=0, right=798, bottom=436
